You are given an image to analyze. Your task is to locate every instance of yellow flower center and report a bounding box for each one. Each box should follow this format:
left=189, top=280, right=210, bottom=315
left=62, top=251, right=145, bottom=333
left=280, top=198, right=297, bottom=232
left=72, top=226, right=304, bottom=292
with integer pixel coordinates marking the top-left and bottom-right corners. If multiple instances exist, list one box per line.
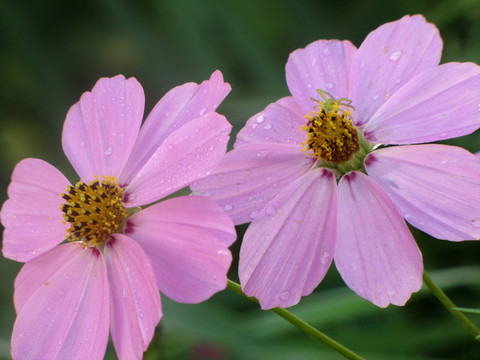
left=301, top=93, right=359, bottom=164
left=60, top=176, right=127, bottom=247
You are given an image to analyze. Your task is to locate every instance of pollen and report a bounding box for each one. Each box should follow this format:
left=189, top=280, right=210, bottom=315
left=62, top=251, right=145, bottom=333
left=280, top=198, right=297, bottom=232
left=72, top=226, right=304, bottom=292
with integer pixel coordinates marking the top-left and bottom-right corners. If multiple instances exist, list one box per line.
left=60, top=175, right=127, bottom=247
left=301, top=90, right=360, bottom=164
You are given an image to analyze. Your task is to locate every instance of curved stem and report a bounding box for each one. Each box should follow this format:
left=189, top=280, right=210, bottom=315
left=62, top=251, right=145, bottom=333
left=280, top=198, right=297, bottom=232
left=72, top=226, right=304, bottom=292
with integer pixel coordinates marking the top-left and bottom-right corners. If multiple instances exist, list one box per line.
left=423, top=270, right=480, bottom=341
left=226, top=279, right=366, bottom=360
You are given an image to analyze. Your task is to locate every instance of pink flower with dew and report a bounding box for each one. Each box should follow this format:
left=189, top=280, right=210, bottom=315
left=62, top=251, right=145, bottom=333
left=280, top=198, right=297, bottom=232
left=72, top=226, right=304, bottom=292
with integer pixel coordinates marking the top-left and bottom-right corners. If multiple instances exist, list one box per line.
left=192, top=15, right=480, bottom=310
left=1, top=72, right=236, bottom=359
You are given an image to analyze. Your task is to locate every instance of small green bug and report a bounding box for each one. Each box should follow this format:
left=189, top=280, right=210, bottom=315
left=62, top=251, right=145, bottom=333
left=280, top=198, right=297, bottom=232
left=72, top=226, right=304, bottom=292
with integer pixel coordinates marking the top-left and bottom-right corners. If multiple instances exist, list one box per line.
left=311, top=89, right=355, bottom=111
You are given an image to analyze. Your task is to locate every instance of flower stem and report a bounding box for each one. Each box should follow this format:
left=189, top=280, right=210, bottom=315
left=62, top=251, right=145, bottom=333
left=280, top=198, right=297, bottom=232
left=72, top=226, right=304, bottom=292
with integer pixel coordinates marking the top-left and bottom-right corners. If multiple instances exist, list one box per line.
left=423, top=270, right=480, bottom=341
left=226, top=279, right=365, bottom=360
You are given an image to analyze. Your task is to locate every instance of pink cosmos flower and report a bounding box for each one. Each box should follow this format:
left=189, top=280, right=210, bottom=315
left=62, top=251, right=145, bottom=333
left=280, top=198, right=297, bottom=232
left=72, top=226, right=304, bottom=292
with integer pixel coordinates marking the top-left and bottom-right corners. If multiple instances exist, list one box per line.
left=192, top=15, right=480, bottom=309
left=1, top=72, right=236, bottom=359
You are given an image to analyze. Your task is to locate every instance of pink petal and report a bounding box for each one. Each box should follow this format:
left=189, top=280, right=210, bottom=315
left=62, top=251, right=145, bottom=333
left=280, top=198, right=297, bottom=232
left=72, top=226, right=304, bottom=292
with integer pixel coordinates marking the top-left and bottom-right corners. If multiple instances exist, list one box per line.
left=12, top=244, right=109, bottom=360
left=240, top=168, right=337, bottom=310
left=350, top=14, right=442, bottom=126
left=363, top=62, right=480, bottom=144
left=104, top=235, right=162, bottom=360
left=335, top=171, right=423, bottom=307
left=1, top=158, right=70, bottom=262
left=190, top=143, right=315, bottom=225
left=62, top=75, right=144, bottom=182
left=235, top=96, right=308, bottom=147
left=14, top=243, right=79, bottom=313
left=366, top=144, right=480, bottom=241
left=125, top=196, right=236, bottom=303
left=286, top=40, right=357, bottom=114
left=120, top=70, right=231, bottom=185
left=123, top=112, right=231, bottom=207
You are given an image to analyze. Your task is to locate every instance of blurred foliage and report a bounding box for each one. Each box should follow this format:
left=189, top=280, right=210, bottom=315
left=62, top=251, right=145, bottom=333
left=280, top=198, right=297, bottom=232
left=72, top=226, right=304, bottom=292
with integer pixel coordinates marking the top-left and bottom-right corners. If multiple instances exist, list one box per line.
left=1, top=0, right=480, bottom=359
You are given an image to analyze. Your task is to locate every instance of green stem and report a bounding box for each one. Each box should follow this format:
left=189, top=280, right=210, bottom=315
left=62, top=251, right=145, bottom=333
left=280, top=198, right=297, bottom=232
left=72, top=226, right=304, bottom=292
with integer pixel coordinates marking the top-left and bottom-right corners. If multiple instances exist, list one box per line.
left=226, top=279, right=365, bottom=360
left=423, top=270, right=480, bottom=341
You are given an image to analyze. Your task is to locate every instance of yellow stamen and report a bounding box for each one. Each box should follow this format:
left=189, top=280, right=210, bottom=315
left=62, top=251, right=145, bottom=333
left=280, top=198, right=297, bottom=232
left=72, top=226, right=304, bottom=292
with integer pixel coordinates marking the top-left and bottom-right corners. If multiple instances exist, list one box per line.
left=301, top=92, right=359, bottom=164
left=60, top=175, right=126, bottom=247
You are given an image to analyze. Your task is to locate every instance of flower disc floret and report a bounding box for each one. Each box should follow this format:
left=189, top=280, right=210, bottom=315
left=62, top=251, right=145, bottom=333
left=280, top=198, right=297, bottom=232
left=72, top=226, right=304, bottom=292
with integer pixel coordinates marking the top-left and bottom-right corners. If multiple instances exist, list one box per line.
left=301, top=95, right=359, bottom=164
left=60, top=176, right=127, bottom=247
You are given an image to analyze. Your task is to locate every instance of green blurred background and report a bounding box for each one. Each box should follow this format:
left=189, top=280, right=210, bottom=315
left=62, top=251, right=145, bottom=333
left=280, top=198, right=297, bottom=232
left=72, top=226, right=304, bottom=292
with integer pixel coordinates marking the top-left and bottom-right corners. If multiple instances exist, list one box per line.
left=1, top=0, right=480, bottom=359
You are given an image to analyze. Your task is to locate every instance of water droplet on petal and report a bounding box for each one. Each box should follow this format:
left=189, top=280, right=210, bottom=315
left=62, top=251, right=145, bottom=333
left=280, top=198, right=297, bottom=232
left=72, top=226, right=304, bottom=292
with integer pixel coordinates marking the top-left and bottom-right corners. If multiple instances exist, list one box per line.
left=279, top=291, right=290, bottom=301
left=223, top=204, right=233, bottom=211
left=372, top=94, right=379, bottom=100
left=199, top=107, right=206, bottom=115
left=263, top=123, right=272, bottom=130
left=256, top=115, right=265, bottom=123
left=249, top=210, right=259, bottom=219
left=387, top=289, right=396, bottom=297
left=104, top=147, right=112, bottom=156
left=389, top=51, right=401, bottom=61
left=265, top=204, right=275, bottom=216
left=472, top=220, right=480, bottom=228
left=256, top=151, right=268, bottom=158
left=164, top=111, right=170, bottom=117
left=323, top=47, right=330, bottom=55
left=320, top=252, right=330, bottom=265
left=326, top=82, right=333, bottom=89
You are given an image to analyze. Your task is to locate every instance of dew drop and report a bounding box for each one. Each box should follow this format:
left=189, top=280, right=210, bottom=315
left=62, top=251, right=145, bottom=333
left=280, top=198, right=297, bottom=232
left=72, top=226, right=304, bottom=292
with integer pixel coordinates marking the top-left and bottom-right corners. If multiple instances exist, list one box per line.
left=199, top=107, right=206, bottom=116
left=263, top=123, right=272, bottom=130
left=472, top=220, right=480, bottom=228
left=323, top=47, right=330, bottom=55
left=164, top=111, right=170, bottom=117
left=279, top=291, right=290, bottom=301
left=320, top=252, right=330, bottom=265
left=243, top=169, right=251, bottom=175
left=326, top=82, right=333, bottom=89
left=256, top=115, right=265, bottom=123
left=372, top=94, right=379, bottom=100
left=256, top=150, right=268, bottom=158
left=223, top=204, right=233, bottom=211
left=265, top=204, right=275, bottom=216
left=209, top=145, right=215, bottom=151
left=249, top=210, right=259, bottom=219
left=104, top=147, right=112, bottom=156
left=389, top=51, right=401, bottom=61
left=395, top=78, right=401, bottom=84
